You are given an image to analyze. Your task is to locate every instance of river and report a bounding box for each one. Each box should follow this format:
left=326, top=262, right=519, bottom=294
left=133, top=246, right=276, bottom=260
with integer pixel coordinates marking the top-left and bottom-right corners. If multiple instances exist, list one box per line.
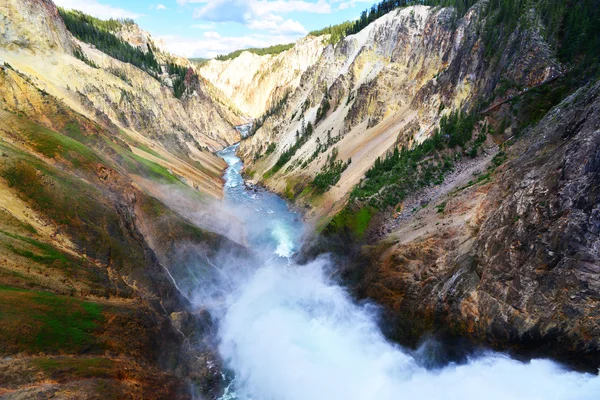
left=207, top=143, right=600, bottom=400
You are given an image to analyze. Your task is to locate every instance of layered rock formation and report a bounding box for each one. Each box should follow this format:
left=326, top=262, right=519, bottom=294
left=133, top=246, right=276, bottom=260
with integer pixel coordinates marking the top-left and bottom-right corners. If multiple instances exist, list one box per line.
left=0, top=0, right=241, bottom=198
left=233, top=4, right=562, bottom=224
left=199, top=36, right=327, bottom=118
left=356, top=79, right=600, bottom=367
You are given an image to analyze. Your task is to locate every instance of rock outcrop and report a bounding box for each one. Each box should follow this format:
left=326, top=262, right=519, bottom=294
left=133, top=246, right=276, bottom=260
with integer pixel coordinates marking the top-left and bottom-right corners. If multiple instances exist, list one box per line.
left=0, top=0, right=241, bottom=198
left=355, top=79, right=600, bottom=368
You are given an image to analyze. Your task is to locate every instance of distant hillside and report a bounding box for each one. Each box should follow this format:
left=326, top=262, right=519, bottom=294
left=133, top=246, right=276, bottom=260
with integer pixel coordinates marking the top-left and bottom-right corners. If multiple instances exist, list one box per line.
left=215, top=43, right=295, bottom=61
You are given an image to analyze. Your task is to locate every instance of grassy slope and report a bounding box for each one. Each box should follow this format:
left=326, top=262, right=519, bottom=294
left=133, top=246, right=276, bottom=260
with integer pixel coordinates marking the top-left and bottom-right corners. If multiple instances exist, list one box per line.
left=0, top=62, right=234, bottom=397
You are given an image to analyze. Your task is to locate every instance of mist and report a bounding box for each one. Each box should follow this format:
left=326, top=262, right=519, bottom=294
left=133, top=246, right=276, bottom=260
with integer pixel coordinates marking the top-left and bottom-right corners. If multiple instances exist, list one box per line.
left=217, top=257, right=600, bottom=400
left=163, top=143, right=600, bottom=400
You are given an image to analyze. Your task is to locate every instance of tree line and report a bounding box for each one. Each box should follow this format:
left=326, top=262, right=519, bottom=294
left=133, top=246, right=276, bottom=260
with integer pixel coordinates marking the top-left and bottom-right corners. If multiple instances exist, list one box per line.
left=215, top=43, right=295, bottom=61
left=309, top=0, right=600, bottom=68
left=59, top=8, right=159, bottom=74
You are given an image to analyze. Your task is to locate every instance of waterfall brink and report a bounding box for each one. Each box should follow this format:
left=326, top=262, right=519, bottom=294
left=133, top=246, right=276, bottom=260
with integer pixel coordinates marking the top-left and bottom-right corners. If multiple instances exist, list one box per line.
left=218, top=259, right=600, bottom=400
left=202, top=143, right=600, bottom=400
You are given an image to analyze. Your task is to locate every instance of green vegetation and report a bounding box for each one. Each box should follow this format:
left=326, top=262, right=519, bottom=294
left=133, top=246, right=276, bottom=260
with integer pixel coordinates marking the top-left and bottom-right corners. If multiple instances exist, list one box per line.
left=310, top=0, right=600, bottom=70
left=324, top=206, right=374, bottom=239
left=0, top=286, right=103, bottom=353
left=15, top=118, right=102, bottom=171
left=302, top=129, right=342, bottom=169
left=309, top=21, right=356, bottom=45
left=2, top=230, right=68, bottom=265
left=1, top=152, right=148, bottom=280
left=250, top=91, right=291, bottom=136
left=107, top=141, right=179, bottom=184
left=60, top=7, right=204, bottom=98
left=309, top=0, right=414, bottom=44
left=58, top=8, right=160, bottom=75
left=266, top=120, right=314, bottom=177
left=351, top=111, right=476, bottom=208
left=454, top=151, right=507, bottom=192
left=265, top=142, right=277, bottom=155
left=316, top=98, right=331, bottom=123
left=311, top=148, right=351, bottom=193
left=425, top=0, right=600, bottom=67
left=435, top=201, right=447, bottom=213
left=73, top=46, right=98, bottom=68
left=215, top=43, right=294, bottom=61
left=165, top=61, right=191, bottom=99
left=512, top=70, right=582, bottom=132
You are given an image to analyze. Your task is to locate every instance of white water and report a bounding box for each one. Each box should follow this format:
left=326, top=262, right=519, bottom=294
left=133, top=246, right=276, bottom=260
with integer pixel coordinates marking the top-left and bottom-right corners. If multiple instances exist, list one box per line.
left=211, top=144, right=600, bottom=400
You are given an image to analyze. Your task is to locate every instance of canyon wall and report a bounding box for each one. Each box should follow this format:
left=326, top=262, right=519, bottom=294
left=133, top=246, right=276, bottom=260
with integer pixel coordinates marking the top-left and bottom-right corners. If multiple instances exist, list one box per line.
left=231, top=4, right=562, bottom=223
left=0, top=0, right=248, bottom=397
left=199, top=36, right=327, bottom=118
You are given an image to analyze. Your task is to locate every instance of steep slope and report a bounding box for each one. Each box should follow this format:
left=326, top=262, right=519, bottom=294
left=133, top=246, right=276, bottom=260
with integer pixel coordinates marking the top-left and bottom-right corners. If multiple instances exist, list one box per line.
left=0, top=0, right=242, bottom=198
left=199, top=36, right=327, bottom=118
left=0, top=0, right=252, bottom=397
left=237, top=4, right=562, bottom=223
left=0, top=63, right=251, bottom=398
left=351, top=77, right=600, bottom=368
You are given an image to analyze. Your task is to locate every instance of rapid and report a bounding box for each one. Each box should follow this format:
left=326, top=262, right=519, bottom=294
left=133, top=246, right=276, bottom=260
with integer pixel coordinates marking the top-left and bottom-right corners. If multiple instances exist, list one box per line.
left=197, top=143, right=600, bottom=400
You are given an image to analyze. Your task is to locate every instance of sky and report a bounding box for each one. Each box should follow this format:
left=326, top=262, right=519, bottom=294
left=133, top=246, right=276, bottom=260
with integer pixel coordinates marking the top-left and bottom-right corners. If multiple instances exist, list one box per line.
left=53, top=0, right=379, bottom=58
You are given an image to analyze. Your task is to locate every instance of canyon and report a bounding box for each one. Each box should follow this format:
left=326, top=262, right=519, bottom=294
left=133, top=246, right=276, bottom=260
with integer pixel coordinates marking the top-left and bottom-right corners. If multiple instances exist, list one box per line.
left=0, top=0, right=599, bottom=398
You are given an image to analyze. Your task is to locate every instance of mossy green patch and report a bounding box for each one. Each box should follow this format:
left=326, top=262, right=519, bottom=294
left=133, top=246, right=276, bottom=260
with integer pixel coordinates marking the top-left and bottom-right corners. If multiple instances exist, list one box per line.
left=130, top=153, right=178, bottom=184
left=0, top=286, right=104, bottom=354
left=33, top=357, right=117, bottom=379
left=324, top=206, right=374, bottom=239
left=106, top=139, right=181, bottom=185
left=2, top=230, right=68, bottom=265
left=17, top=117, right=102, bottom=170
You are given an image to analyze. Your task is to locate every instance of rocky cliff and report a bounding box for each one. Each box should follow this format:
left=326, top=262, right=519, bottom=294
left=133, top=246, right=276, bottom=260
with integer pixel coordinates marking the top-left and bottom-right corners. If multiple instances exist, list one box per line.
left=352, top=77, right=600, bottom=368
left=0, top=0, right=242, bottom=198
left=199, top=36, right=327, bottom=118
left=197, top=0, right=600, bottom=370
left=234, top=3, right=562, bottom=224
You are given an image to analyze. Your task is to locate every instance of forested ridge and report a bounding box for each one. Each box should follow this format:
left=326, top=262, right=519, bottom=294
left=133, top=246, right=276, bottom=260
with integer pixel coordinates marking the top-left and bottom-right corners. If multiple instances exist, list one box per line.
left=59, top=8, right=200, bottom=99
left=58, top=8, right=160, bottom=74
left=310, top=0, right=600, bottom=67
left=215, top=43, right=295, bottom=61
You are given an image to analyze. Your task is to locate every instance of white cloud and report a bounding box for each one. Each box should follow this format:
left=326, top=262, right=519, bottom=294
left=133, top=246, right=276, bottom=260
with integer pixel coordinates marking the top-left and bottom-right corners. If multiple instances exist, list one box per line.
left=252, top=0, right=331, bottom=15
left=191, top=0, right=313, bottom=34
left=192, top=0, right=332, bottom=22
left=204, top=31, right=222, bottom=39
left=246, top=12, right=306, bottom=34
left=156, top=4, right=167, bottom=10
left=53, top=0, right=141, bottom=19
left=332, top=0, right=374, bottom=11
left=275, top=18, right=307, bottom=34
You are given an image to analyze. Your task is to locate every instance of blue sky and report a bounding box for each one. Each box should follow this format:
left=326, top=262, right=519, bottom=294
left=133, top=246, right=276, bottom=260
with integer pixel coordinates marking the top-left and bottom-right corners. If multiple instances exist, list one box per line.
left=54, top=0, right=378, bottom=58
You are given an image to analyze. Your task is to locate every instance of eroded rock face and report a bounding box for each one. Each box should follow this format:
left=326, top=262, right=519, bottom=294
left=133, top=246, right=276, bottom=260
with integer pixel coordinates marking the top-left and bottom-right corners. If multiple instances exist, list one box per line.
left=0, top=0, right=72, bottom=52
left=199, top=36, right=327, bottom=118
left=234, top=4, right=562, bottom=224
left=0, top=0, right=240, bottom=165
left=361, top=81, right=600, bottom=367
